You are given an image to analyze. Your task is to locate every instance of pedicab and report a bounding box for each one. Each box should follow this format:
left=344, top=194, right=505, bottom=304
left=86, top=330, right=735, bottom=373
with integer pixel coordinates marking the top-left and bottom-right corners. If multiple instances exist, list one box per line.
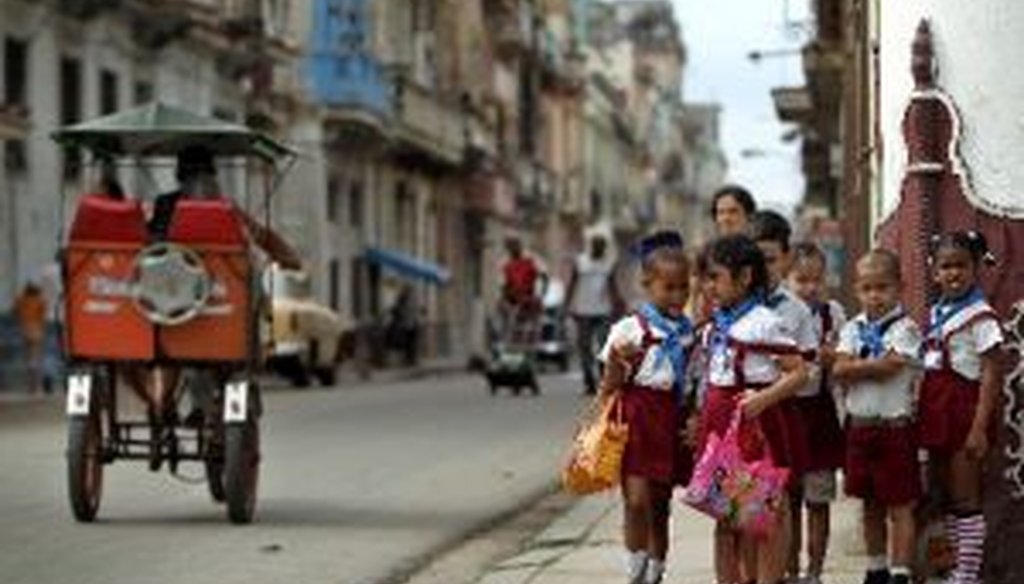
left=52, top=103, right=296, bottom=524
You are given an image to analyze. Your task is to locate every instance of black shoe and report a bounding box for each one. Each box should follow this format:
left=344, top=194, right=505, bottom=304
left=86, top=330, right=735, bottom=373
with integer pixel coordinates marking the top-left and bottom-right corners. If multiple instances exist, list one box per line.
left=863, top=569, right=890, bottom=584
left=183, top=407, right=205, bottom=428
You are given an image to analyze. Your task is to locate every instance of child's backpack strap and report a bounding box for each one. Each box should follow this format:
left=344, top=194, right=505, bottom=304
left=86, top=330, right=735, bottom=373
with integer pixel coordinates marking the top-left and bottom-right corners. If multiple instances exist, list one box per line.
left=941, top=309, right=1000, bottom=343
left=631, top=312, right=663, bottom=371
left=726, top=338, right=802, bottom=389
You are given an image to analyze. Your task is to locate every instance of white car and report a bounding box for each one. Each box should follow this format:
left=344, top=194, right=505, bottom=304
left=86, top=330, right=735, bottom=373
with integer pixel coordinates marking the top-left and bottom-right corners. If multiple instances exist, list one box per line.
left=265, top=267, right=352, bottom=387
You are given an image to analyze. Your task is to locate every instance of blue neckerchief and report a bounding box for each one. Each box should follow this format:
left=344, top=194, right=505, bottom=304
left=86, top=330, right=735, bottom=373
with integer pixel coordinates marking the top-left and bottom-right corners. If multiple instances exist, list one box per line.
left=710, top=296, right=761, bottom=353
left=927, top=286, right=985, bottom=339
left=857, top=306, right=906, bottom=358
left=639, top=303, right=693, bottom=406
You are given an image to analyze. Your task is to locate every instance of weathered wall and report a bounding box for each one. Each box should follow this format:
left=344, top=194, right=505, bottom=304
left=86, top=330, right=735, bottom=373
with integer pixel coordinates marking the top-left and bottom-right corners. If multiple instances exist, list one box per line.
left=878, top=2, right=1024, bottom=224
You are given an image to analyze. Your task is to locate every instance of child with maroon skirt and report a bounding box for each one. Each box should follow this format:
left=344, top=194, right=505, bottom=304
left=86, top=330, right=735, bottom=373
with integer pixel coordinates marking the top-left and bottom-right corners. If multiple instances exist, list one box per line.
left=833, top=250, right=923, bottom=584
left=918, top=232, right=1003, bottom=584
left=787, top=242, right=848, bottom=584
left=750, top=212, right=821, bottom=582
left=598, top=232, right=697, bottom=584
left=697, top=234, right=810, bottom=584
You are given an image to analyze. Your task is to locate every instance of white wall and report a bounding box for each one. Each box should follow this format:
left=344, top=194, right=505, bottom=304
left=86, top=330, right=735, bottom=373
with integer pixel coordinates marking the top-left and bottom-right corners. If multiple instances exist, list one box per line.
left=878, top=1, right=1024, bottom=225
left=0, top=2, right=249, bottom=307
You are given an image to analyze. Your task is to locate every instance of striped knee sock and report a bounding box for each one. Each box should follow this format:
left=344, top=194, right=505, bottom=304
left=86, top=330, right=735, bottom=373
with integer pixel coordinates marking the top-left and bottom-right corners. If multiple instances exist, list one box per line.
left=953, top=513, right=986, bottom=584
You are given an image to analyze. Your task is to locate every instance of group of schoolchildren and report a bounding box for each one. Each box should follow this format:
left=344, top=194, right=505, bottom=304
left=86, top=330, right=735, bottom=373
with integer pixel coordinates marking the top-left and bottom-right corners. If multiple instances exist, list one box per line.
left=595, top=185, right=1002, bottom=584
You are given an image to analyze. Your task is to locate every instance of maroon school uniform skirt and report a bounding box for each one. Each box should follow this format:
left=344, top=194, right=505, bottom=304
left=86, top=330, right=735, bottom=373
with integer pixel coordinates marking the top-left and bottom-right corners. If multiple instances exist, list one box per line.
left=796, top=391, right=845, bottom=472
left=918, top=369, right=984, bottom=454
left=697, top=385, right=807, bottom=487
left=621, top=386, right=693, bottom=485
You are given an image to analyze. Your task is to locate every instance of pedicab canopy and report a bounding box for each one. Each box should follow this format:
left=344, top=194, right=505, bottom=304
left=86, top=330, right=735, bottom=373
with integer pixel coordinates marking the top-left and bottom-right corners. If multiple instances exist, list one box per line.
left=51, top=102, right=292, bottom=161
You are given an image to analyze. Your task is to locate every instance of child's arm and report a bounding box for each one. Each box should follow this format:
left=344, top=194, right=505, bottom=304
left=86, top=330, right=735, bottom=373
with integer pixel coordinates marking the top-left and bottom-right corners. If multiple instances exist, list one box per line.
left=966, top=318, right=1005, bottom=458
left=832, top=351, right=910, bottom=383
left=965, top=349, right=1001, bottom=458
left=739, top=353, right=808, bottom=418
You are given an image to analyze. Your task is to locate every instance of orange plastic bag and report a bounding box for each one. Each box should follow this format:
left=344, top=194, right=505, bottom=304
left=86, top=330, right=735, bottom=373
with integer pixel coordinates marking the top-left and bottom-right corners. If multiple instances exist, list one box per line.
left=562, top=395, right=629, bottom=495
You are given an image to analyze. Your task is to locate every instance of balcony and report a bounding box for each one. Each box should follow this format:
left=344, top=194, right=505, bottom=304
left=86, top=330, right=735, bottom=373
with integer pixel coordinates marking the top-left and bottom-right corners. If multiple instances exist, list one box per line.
left=58, top=0, right=121, bottom=20
left=487, top=1, right=534, bottom=60
left=393, top=81, right=464, bottom=168
left=0, top=104, right=30, bottom=141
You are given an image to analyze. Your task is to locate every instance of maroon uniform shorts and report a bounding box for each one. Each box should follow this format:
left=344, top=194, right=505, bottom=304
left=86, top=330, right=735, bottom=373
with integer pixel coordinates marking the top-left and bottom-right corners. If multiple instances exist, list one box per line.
left=845, top=421, right=921, bottom=506
left=797, top=391, right=845, bottom=472
left=621, top=386, right=692, bottom=485
left=918, top=369, right=983, bottom=455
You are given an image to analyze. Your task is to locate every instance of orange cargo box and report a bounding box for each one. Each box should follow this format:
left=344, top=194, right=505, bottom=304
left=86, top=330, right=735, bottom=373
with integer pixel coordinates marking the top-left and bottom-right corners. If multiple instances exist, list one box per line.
left=64, top=244, right=156, bottom=361
left=157, top=250, right=252, bottom=362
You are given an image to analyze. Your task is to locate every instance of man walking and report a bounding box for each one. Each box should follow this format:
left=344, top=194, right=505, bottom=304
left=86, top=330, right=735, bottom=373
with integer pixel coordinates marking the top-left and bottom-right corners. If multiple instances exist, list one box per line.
left=565, top=233, right=622, bottom=395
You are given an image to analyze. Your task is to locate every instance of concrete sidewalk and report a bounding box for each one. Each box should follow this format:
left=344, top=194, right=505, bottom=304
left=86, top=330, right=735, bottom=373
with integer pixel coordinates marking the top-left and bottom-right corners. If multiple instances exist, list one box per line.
left=477, top=492, right=877, bottom=584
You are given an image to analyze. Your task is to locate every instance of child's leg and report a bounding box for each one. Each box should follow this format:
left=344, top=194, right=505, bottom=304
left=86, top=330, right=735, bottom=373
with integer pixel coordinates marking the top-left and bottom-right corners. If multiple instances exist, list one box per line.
left=645, top=482, right=672, bottom=583
left=863, top=499, right=889, bottom=577
left=948, top=449, right=986, bottom=584
left=714, top=522, right=742, bottom=584
left=787, top=492, right=803, bottom=578
left=806, top=502, right=830, bottom=578
left=623, top=476, right=652, bottom=582
left=756, top=493, right=791, bottom=584
left=888, top=502, right=917, bottom=581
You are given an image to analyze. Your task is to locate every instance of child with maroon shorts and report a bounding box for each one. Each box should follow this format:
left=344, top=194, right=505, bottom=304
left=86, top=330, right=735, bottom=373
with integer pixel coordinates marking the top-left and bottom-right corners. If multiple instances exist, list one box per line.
left=788, top=243, right=848, bottom=584
left=698, top=234, right=809, bottom=584
left=599, top=232, right=697, bottom=584
left=833, top=250, right=923, bottom=584
left=918, top=232, right=1003, bottom=584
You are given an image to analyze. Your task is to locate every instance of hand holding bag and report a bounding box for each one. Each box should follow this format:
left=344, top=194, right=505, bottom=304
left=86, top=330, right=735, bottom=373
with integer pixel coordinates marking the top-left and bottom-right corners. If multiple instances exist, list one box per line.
left=562, top=394, right=629, bottom=495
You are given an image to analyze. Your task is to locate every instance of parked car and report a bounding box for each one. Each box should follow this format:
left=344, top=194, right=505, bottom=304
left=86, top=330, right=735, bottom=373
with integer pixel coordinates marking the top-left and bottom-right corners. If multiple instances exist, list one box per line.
left=265, top=266, right=352, bottom=387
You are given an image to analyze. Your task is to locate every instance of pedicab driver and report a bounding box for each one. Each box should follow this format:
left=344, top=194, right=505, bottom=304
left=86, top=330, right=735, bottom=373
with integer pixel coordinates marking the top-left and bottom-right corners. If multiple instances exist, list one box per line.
left=128, top=146, right=302, bottom=428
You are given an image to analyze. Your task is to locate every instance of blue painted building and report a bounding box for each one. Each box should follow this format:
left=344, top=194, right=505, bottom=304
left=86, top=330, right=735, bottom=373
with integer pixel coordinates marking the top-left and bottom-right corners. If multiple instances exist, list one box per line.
left=306, top=0, right=393, bottom=119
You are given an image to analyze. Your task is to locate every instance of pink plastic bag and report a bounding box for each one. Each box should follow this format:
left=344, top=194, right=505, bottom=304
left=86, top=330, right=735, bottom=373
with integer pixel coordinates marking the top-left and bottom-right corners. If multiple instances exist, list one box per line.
left=681, top=411, right=789, bottom=537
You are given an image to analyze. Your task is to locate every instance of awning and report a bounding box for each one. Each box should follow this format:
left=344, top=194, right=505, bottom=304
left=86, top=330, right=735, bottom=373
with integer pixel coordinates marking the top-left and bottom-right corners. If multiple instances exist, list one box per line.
left=364, top=246, right=451, bottom=285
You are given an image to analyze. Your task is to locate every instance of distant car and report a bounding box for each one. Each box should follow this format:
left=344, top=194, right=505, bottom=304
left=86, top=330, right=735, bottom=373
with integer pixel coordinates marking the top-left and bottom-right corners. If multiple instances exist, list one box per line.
left=265, top=267, right=352, bottom=387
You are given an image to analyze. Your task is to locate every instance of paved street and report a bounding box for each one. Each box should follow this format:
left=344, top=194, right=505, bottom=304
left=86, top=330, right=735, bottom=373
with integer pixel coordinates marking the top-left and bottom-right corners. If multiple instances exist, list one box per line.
left=0, top=372, right=586, bottom=584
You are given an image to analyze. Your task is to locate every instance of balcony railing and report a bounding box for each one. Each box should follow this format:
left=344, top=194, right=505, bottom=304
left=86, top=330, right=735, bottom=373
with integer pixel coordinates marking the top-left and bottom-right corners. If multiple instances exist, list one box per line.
left=394, top=82, right=464, bottom=166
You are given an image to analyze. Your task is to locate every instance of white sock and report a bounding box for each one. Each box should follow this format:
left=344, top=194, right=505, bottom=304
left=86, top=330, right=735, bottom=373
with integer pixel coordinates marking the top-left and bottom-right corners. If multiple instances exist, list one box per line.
left=627, top=550, right=649, bottom=581
left=867, top=555, right=887, bottom=571
left=890, top=565, right=911, bottom=577
left=645, top=558, right=665, bottom=583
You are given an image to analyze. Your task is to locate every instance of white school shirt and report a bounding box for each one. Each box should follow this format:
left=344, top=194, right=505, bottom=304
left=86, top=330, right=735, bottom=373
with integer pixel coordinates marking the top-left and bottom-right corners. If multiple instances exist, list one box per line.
left=705, top=305, right=796, bottom=388
left=924, top=299, right=1003, bottom=381
left=768, top=287, right=821, bottom=397
left=599, top=314, right=694, bottom=391
left=836, top=310, right=922, bottom=419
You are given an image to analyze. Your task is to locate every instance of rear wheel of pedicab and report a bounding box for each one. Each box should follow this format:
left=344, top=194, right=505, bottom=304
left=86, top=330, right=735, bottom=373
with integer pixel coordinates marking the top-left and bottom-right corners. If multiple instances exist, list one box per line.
left=224, top=419, right=260, bottom=524
left=67, top=404, right=105, bottom=522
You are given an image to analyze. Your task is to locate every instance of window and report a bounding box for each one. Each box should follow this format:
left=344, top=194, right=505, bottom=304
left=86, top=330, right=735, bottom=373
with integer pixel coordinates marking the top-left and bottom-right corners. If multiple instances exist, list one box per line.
left=350, top=257, right=364, bottom=318
left=133, top=80, right=153, bottom=105
left=99, top=69, right=118, bottom=114
left=60, top=57, right=83, bottom=180
left=327, top=177, right=340, bottom=224
left=4, top=141, right=27, bottom=174
left=395, top=181, right=413, bottom=251
left=348, top=180, right=363, bottom=229
left=329, top=258, right=340, bottom=310
left=4, top=37, right=28, bottom=106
